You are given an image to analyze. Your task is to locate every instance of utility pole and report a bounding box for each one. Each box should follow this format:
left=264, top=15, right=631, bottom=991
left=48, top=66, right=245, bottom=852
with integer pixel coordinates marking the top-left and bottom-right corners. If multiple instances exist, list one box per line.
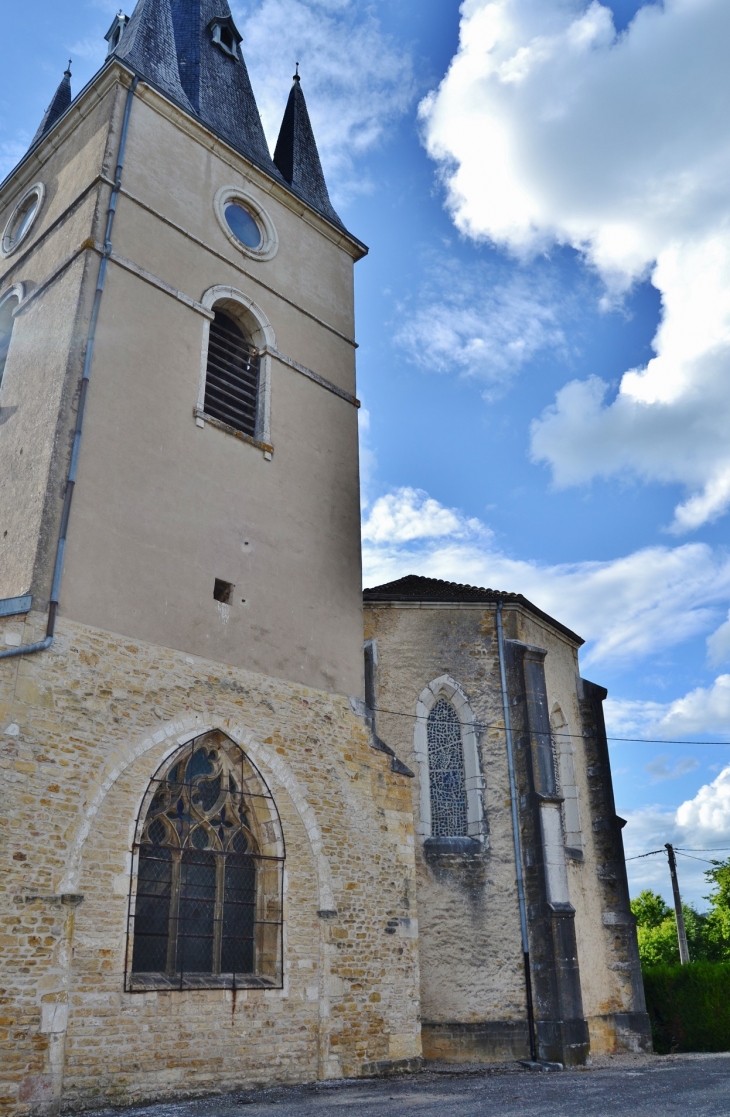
left=665, top=843, right=690, bottom=964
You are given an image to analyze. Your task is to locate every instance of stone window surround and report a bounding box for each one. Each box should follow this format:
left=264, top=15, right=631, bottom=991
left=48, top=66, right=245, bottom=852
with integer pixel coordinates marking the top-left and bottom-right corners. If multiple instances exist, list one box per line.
left=1, top=181, right=45, bottom=258
left=414, top=675, right=485, bottom=841
left=0, top=282, right=24, bottom=392
left=550, top=702, right=583, bottom=858
left=196, top=284, right=273, bottom=452
left=214, top=184, right=279, bottom=263
left=125, top=729, right=285, bottom=991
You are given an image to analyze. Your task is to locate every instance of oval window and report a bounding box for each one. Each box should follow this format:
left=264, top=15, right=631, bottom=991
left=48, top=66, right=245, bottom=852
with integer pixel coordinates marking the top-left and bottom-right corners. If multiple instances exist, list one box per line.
left=224, top=203, right=262, bottom=250
left=2, top=183, right=45, bottom=257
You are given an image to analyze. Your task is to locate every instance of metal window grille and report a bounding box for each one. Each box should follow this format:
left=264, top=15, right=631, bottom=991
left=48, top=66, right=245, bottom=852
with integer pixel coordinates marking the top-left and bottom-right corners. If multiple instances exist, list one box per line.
left=204, top=309, right=260, bottom=437
left=125, top=730, right=284, bottom=991
left=427, top=698, right=468, bottom=837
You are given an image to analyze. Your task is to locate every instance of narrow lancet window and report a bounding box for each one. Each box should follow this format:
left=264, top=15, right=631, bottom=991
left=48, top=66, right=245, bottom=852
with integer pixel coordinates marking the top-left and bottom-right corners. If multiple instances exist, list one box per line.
left=127, top=730, right=284, bottom=990
left=204, top=309, right=260, bottom=437
left=427, top=698, right=468, bottom=837
left=0, top=293, right=19, bottom=391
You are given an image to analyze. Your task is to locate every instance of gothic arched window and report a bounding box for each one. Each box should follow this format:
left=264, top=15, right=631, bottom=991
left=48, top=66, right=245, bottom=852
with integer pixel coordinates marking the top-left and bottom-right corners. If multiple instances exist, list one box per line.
left=126, top=730, right=284, bottom=991
left=0, top=290, right=20, bottom=391
left=427, top=698, right=468, bottom=837
left=204, top=308, right=261, bottom=437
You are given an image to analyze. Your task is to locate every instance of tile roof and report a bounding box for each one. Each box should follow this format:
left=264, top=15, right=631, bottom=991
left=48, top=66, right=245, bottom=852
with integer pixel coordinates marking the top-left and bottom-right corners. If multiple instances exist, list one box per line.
left=362, top=574, right=584, bottom=645
left=274, top=73, right=343, bottom=229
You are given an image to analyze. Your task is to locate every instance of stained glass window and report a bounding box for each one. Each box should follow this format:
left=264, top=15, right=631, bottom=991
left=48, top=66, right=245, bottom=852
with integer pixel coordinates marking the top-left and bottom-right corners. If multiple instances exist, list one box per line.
left=126, top=730, right=284, bottom=990
left=427, top=698, right=468, bottom=837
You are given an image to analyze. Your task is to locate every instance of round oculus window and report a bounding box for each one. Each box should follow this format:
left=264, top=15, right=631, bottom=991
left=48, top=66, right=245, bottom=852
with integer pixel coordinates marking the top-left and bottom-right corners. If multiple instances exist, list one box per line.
left=224, top=203, right=262, bottom=250
left=2, top=183, right=45, bottom=257
left=214, top=186, right=278, bottom=261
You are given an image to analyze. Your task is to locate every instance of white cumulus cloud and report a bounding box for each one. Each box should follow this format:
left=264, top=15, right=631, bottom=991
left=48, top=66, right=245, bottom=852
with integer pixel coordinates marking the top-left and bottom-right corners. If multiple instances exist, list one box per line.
left=421, top=0, right=730, bottom=531
left=361, top=485, right=730, bottom=668
left=677, top=766, right=730, bottom=835
left=606, top=674, right=730, bottom=740
left=362, top=487, right=483, bottom=545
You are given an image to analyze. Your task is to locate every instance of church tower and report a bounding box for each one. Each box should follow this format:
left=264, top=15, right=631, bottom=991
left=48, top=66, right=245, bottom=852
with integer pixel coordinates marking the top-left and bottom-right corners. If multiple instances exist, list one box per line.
left=0, top=7, right=421, bottom=1113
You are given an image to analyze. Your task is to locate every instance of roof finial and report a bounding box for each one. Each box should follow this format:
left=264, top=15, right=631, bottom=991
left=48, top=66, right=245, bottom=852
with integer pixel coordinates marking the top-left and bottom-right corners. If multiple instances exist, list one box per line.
left=293, top=62, right=300, bottom=83
left=65, top=60, right=72, bottom=78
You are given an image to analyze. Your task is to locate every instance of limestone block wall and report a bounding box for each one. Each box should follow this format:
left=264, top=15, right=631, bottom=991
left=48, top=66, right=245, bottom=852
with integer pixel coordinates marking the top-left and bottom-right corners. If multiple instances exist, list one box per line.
left=363, top=603, right=528, bottom=1059
left=0, top=615, right=420, bottom=1116
left=364, top=601, right=645, bottom=1060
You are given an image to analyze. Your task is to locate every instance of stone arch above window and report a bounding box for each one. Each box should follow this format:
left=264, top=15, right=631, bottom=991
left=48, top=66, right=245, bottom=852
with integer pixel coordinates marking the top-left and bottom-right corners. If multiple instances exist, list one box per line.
left=414, top=676, right=485, bottom=842
left=126, top=729, right=284, bottom=991
left=0, top=285, right=23, bottom=393
left=551, top=703, right=583, bottom=857
left=196, top=285, right=274, bottom=448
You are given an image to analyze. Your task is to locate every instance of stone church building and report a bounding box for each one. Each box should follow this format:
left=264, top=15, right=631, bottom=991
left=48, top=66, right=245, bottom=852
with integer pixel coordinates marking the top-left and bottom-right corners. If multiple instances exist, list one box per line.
left=0, top=3, right=649, bottom=1112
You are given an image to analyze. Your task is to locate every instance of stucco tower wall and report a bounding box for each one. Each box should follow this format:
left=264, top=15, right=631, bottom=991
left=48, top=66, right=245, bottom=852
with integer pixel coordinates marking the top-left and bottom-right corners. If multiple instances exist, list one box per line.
left=0, top=65, right=365, bottom=697
left=0, top=73, right=127, bottom=604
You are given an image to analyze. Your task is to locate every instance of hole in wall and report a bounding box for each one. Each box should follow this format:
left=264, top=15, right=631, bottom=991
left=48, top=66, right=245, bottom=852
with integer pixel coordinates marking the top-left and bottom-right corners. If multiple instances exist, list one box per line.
left=213, top=578, right=233, bottom=604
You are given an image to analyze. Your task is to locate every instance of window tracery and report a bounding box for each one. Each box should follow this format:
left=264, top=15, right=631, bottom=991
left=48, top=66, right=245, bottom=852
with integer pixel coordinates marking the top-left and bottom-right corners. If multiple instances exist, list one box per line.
left=427, top=697, right=468, bottom=837
left=126, top=730, right=284, bottom=990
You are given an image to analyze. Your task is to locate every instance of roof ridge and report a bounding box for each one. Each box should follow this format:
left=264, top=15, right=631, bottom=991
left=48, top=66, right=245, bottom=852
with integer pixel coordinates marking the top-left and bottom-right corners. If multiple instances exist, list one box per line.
left=362, top=574, right=584, bottom=646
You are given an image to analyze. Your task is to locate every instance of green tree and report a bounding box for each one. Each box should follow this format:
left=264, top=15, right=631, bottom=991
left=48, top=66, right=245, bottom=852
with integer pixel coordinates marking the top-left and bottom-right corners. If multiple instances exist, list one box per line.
left=631, top=889, right=671, bottom=929
left=630, top=889, right=712, bottom=965
left=703, top=858, right=730, bottom=960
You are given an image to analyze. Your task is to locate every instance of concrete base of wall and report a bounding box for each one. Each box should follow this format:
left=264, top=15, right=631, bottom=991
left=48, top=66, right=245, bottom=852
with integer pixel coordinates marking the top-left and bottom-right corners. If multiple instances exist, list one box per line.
left=588, top=1012, right=653, bottom=1055
left=421, top=1021, right=530, bottom=1063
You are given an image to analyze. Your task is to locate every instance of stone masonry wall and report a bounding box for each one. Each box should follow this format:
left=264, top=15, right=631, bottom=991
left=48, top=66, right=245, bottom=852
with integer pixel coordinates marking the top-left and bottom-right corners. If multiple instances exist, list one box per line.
left=0, top=613, right=420, bottom=1116
left=363, top=603, right=528, bottom=1056
left=364, top=601, right=644, bottom=1061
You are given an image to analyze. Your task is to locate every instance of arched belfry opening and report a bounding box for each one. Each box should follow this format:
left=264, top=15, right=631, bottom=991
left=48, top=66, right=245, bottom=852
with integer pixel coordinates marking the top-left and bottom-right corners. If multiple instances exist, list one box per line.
left=126, top=730, right=284, bottom=990
left=204, top=307, right=261, bottom=437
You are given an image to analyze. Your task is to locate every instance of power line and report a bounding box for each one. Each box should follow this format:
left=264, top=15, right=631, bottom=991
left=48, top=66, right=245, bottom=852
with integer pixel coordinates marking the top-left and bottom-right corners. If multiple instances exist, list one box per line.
left=371, top=704, right=730, bottom=747
left=676, top=847, right=730, bottom=853
left=625, top=847, right=730, bottom=863
left=674, top=851, right=718, bottom=865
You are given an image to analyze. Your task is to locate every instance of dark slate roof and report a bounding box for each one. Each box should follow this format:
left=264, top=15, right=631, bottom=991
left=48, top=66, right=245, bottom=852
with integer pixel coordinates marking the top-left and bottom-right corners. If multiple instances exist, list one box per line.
left=114, top=0, right=280, bottom=181
left=274, top=73, right=343, bottom=229
left=363, top=575, right=584, bottom=645
left=32, top=64, right=72, bottom=145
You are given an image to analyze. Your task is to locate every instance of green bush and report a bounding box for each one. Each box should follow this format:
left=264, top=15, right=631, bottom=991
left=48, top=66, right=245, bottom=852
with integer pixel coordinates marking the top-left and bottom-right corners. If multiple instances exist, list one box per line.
left=643, top=961, right=730, bottom=1053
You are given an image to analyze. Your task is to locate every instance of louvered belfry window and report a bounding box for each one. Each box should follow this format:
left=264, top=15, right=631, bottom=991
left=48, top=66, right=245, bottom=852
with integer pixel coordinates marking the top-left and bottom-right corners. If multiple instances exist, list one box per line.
left=204, top=309, right=260, bottom=437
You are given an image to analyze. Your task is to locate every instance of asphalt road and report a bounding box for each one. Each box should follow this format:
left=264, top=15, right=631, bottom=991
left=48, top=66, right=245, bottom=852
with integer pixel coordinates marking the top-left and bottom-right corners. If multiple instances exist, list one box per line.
left=82, top=1055, right=730, bottom=1117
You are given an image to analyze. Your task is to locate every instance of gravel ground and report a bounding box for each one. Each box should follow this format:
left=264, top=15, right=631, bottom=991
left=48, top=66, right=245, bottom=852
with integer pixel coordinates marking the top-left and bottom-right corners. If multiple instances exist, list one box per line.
left=78, top=1053, right=730, bottom=1117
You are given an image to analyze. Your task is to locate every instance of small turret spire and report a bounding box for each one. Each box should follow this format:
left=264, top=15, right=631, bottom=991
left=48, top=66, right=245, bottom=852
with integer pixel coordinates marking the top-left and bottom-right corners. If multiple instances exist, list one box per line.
left=31, top=63, right=73, bottom=147
left=273, top=71, right=342, bottom=228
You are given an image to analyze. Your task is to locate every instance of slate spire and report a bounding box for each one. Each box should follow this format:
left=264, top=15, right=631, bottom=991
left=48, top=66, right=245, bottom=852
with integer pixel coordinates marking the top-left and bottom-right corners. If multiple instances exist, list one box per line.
left=274, top=69, right=342, bottom=228
left=31, top=63, right=72, bottom=146
left=113, top=0, right=277, bottom=177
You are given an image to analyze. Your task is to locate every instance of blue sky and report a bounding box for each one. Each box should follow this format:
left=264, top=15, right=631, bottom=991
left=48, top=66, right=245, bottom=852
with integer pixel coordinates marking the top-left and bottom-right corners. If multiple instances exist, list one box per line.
left=3, top=0, right=730, bottom=906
